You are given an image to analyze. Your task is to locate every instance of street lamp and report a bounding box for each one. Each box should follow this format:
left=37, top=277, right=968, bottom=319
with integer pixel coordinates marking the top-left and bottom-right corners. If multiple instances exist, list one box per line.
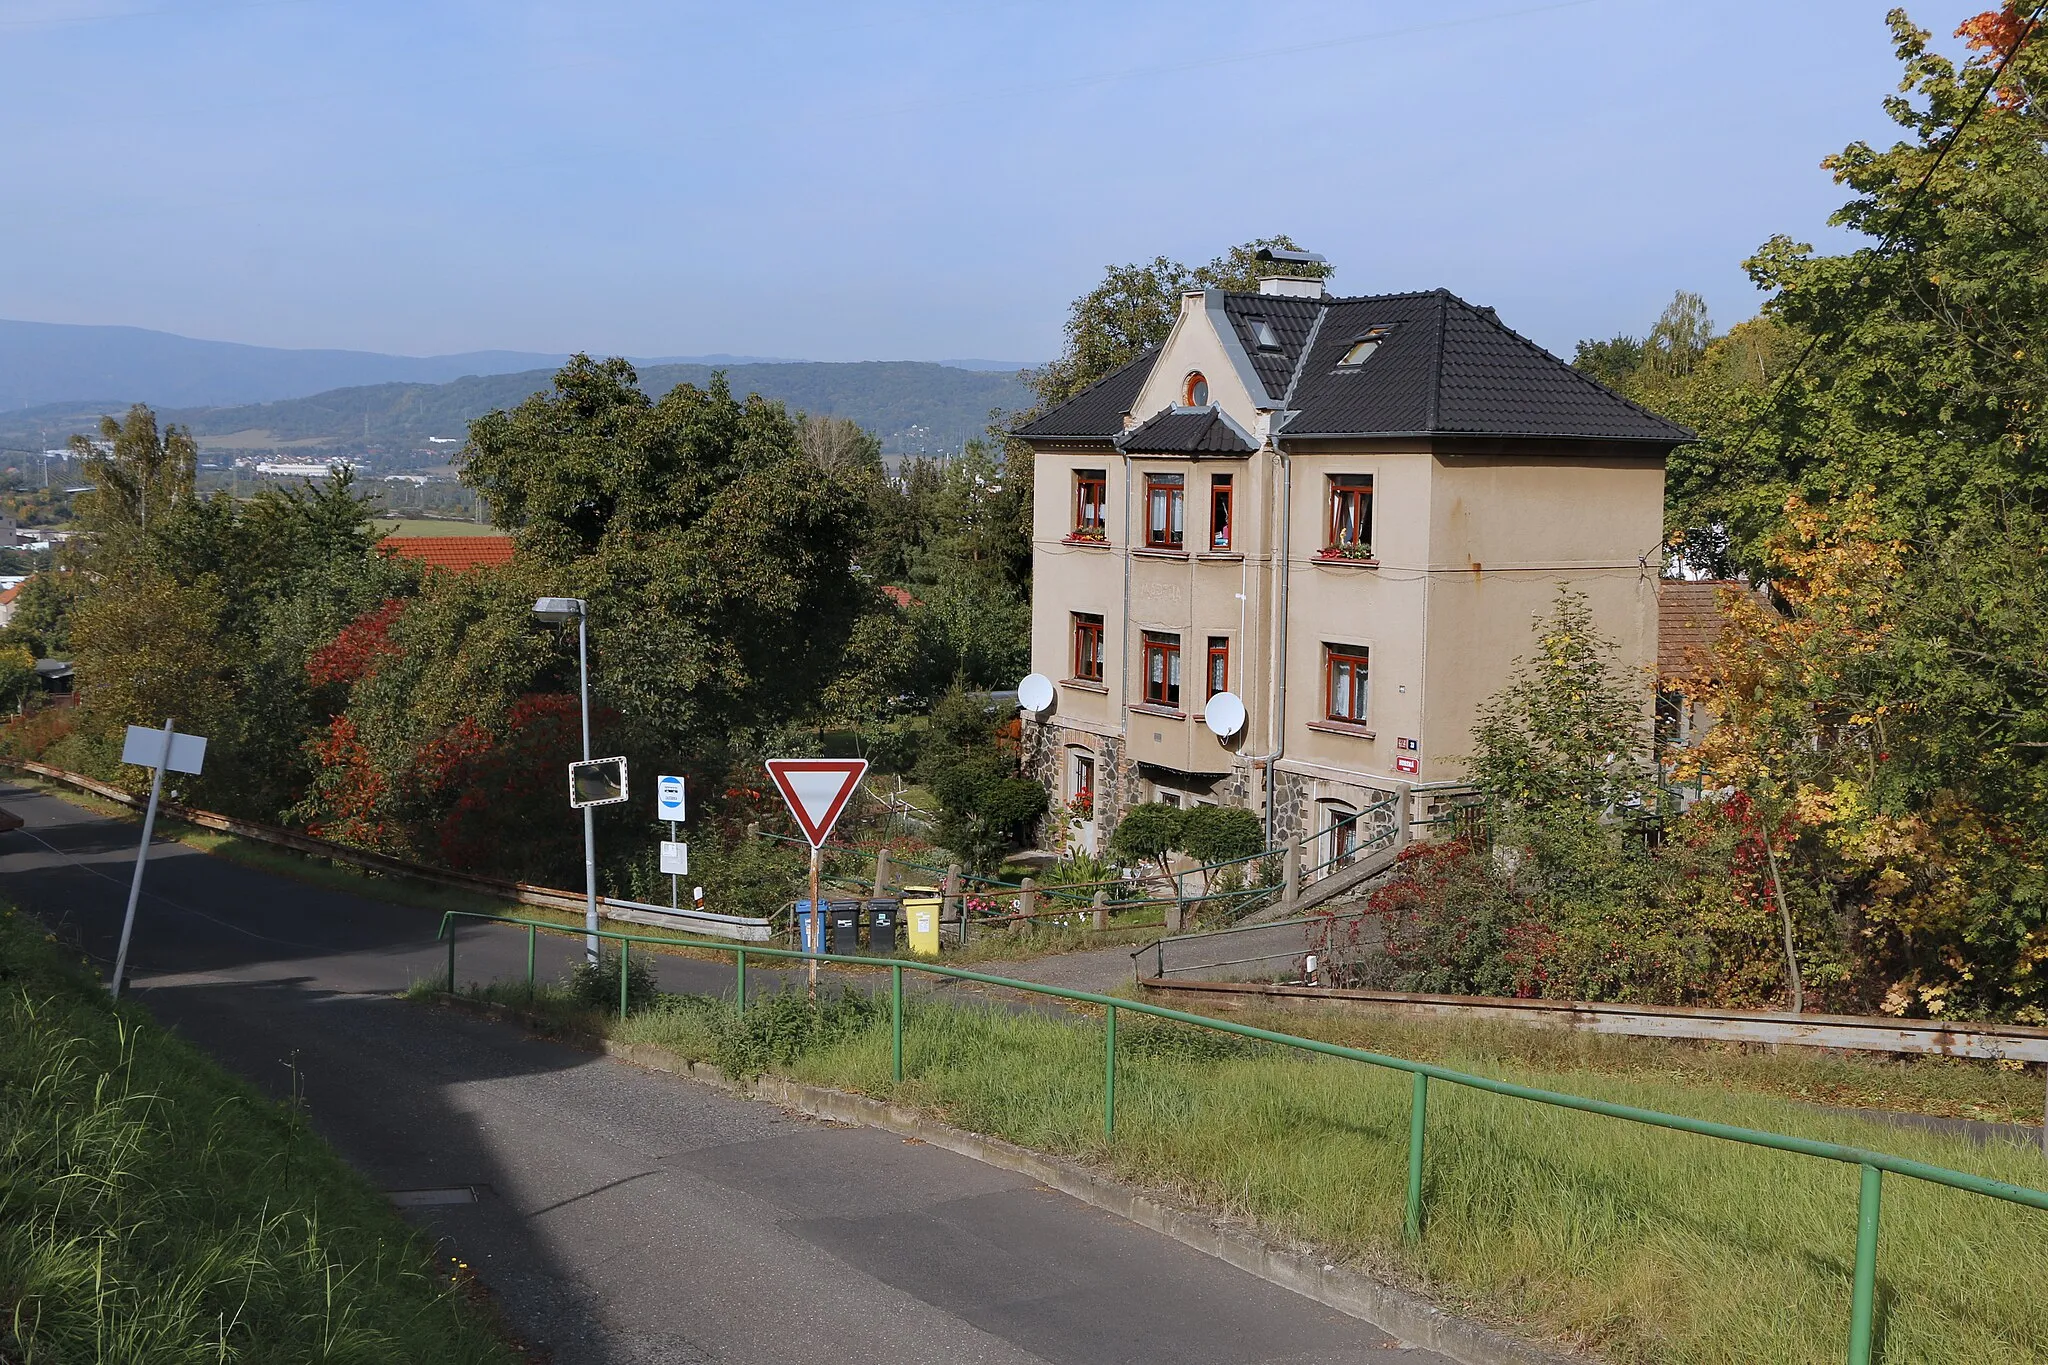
left=534, top=596, right=599, bottom=963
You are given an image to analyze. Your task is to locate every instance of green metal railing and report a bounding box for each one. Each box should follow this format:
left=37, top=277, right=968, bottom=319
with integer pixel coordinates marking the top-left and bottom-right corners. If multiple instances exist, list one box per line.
left=435, top=909, right=2048, bottom=1364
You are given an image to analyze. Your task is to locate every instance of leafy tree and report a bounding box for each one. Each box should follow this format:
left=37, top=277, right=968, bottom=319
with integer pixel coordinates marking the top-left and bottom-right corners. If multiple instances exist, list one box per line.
left=1638, top=6, right=2048, bottom=572
left=1468, top=589, right=1654, bottom=822
left=897, top=439, right=1034, bottom=690
left=1675, top=492, right=2048, bottom=1017
left=463, top=357, right=872, bottom=756
left=0, top=645, right=35, bottom=711
left=798, top=414, right=884, bottom=479
left=1179, top=804, right=1263, bottom=866
left=1026, top=235, right=1334, bottom=412
left=1643, top=290, right=1713, bottom=377
left=70, top=404, right=196, bottom=537
left=915, top=684, right=1045, bottom=871
left=928, top=749, right=1047, bottom=873
left=1571, top=334, right=1646, bottom=388
left=1108, top=802, right=1186, bottom=880
left=0, top=624, right=45, bottom=660
left=11, top=573, right=77, bottom=655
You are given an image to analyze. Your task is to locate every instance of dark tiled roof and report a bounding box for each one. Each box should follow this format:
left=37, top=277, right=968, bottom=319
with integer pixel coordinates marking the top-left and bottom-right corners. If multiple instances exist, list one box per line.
left=1222, top=295, right=1322, bottom=402
left=1014, top=291, right=1692, bottom=447
left=1117, top=407, right=1254, bottom=454
left=1270, top=290, right=1693, bottom=443
left=1010, top=348, right=1158, bottom=440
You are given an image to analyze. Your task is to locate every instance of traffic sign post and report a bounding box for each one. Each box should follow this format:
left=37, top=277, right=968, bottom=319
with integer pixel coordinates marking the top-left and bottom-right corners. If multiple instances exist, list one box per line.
left=657, top=775, right=686, bottom=908
left=112, top=720, right=208, bottom=1000
left=764, top=758, right=869, bottom=996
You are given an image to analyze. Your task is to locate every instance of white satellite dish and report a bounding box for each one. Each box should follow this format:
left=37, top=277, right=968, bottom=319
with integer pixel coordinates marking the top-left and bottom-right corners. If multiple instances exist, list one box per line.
left=1204, top=690, right=1247, bottom=738
left=1017, top=672, right=1056, bottom=714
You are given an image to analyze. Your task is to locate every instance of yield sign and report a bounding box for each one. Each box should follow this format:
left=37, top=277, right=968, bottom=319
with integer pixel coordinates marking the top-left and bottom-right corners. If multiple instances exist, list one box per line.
left=764, top=758, right=869, bottom=848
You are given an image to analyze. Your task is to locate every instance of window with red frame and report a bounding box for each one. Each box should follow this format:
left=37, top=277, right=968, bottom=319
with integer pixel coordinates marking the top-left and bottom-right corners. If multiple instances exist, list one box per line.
left=1327, top=475, right=1373, bottom=554
left=1071, top=612, right=1104, bottom=681
left=1206, top=636, right=1229, bottom=699
left=1208, top=473, right=1233, bottom=550
left=1142, top=631, right=1182, bottom=708
left=1073, top=469, right=1107, bottom=536
left=1144, top=473, right=1185, bottom=549
left=1325, top=644, right=1369, bottom=723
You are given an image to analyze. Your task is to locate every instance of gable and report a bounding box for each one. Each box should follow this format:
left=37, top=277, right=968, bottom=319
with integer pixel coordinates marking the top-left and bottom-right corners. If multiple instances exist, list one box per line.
left=1126, top=292, right=1269, bottom=431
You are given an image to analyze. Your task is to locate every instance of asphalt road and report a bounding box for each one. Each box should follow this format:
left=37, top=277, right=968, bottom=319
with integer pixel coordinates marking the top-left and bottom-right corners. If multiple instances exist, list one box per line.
left=0, top=779, right=1447, bottom=1365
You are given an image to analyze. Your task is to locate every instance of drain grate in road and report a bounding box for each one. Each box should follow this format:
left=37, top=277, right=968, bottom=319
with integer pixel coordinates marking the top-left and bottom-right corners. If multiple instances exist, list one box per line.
left=387, top=1186, right=478, bottom=1207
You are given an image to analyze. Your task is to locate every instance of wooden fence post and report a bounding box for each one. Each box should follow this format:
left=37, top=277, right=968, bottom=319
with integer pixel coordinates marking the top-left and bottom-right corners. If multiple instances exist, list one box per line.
left=1283, top=842, right=1301, bottom=902
left=1092, top=890, right=1108, bottom=932
left=873, top=846, right=892, bottom=898
left=1019, top=876, right=1036, bottom=935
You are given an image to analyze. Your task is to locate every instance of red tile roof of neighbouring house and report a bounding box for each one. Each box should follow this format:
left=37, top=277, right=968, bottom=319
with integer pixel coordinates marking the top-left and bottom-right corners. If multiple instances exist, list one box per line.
left=1658, top=579, right=1755, bottom=682
left=379, top=535, right=516, bottom=573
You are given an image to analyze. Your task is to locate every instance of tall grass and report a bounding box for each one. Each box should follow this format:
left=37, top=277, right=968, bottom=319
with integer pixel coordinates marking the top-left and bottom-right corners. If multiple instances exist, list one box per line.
left=0, top=909, right=517, bottom=1364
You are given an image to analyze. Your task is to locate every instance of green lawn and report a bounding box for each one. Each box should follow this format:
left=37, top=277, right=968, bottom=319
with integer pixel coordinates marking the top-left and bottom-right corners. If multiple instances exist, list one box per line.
left=0, top=908, right=520, bottom=1364
left=443, top=974, right=2048, bottom=1365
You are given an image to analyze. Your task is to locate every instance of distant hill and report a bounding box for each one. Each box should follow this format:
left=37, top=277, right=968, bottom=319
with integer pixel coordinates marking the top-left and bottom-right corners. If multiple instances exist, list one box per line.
left=0, top=318, right=805, bottom=412
left=155, top=360, right=1034, bottom=457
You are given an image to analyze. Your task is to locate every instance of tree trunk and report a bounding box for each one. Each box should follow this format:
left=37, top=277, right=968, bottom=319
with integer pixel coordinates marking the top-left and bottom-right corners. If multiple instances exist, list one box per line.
left=1763, top=831, right=1804, bottom=1014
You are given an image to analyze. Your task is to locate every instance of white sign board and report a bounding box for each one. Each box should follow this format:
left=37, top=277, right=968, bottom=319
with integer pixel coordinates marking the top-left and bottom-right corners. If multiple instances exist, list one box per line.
left=659, top=840, right=689, bottom=875
left=569, top=756, right=629, bottom=808
left=656, top=774, right=686, bottom=823
left=122, top=724, right=207, bottom=775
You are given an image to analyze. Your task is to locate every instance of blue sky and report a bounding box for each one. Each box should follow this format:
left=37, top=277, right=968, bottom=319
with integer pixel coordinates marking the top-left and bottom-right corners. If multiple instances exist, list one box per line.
left=0, top=0, right=1989, bottom=364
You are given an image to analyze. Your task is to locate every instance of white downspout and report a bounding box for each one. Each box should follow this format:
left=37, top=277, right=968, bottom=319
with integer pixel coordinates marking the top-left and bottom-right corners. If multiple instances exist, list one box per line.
left=1245, top=441, right=1291, bottom=846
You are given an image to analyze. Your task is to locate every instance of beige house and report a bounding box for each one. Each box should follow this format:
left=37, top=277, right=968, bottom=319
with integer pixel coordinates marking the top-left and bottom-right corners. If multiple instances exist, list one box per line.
left=1012, top=253, right=1692, bottom=861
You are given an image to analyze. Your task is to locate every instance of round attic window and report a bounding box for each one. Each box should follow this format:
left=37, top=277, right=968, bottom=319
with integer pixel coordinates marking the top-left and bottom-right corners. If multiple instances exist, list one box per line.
left=1183, top=372, right=1209, bottom=407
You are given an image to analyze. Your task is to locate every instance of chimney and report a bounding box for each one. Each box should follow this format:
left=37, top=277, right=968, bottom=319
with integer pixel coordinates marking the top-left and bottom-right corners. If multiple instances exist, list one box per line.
left=1255, top=246, right=1328, bottom=298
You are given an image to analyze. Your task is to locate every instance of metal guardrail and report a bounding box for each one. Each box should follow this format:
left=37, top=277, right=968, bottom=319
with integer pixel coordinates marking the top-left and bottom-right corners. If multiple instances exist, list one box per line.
left=438, top=909, right=2048, bottom=1365
left=1134, top=908, right=1376, bottom=982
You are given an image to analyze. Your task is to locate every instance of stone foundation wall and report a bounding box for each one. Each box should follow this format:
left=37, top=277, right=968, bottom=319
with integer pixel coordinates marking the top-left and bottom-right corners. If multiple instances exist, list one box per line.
left=1027, top=717, right=1424, bottom=857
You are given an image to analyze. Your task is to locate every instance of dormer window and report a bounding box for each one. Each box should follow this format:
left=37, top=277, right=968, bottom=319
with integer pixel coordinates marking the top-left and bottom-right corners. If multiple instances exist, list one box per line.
left=1248, top=318, right=1282, bottom=352
left=1183, top=372, right=1209, bottom=407
left=1339, top=327, right=1392, bottom=366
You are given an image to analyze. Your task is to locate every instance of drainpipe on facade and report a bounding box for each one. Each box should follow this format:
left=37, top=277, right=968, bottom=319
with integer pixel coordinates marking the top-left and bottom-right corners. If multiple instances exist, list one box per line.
left=1246, top=441, right=1291, bottom=847
left=1119, top=443, right=1135, bottom=796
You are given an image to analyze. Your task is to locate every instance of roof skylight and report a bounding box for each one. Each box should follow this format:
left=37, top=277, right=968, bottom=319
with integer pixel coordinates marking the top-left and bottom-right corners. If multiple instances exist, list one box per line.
left=1338, top=327, right=1393, bottom=367
left=1249, top=318, right=1282, bottom=351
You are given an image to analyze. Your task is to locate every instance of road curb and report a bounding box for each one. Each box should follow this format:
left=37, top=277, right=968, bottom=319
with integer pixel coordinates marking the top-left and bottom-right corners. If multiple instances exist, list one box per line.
left=601, top=1037, right=1585, bottom=1365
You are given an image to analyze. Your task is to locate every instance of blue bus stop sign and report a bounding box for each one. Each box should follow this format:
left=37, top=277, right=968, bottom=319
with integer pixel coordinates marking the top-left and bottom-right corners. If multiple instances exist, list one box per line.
left=656, top=774, right=686, bottom=823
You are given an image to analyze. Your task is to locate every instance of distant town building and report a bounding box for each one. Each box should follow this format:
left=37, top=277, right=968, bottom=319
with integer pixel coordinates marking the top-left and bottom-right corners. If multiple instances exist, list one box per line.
left=253, top=458, right=359, bottom=477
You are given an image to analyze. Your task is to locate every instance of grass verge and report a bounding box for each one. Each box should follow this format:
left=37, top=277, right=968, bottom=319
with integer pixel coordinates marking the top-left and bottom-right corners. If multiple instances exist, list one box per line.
left=1126, top=996, right=2048, bottom=1129
left=429, top=971, right=2048, bottom=1365
left=1, top=907, right=522, bottom=1364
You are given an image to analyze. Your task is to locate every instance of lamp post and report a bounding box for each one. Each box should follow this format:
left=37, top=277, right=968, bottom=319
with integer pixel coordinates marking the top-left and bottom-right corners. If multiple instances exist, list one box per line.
left=534, top=596, right=598, bottom=963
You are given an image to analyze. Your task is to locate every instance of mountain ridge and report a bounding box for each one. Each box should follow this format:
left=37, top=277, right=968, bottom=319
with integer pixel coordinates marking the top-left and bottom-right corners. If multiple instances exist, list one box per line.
left=0, top=318, right=1035, bottom=413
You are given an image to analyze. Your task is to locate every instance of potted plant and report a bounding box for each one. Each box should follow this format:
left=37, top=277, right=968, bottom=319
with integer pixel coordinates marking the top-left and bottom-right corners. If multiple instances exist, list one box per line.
left=1318, top=540, right=1375, bottom=562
